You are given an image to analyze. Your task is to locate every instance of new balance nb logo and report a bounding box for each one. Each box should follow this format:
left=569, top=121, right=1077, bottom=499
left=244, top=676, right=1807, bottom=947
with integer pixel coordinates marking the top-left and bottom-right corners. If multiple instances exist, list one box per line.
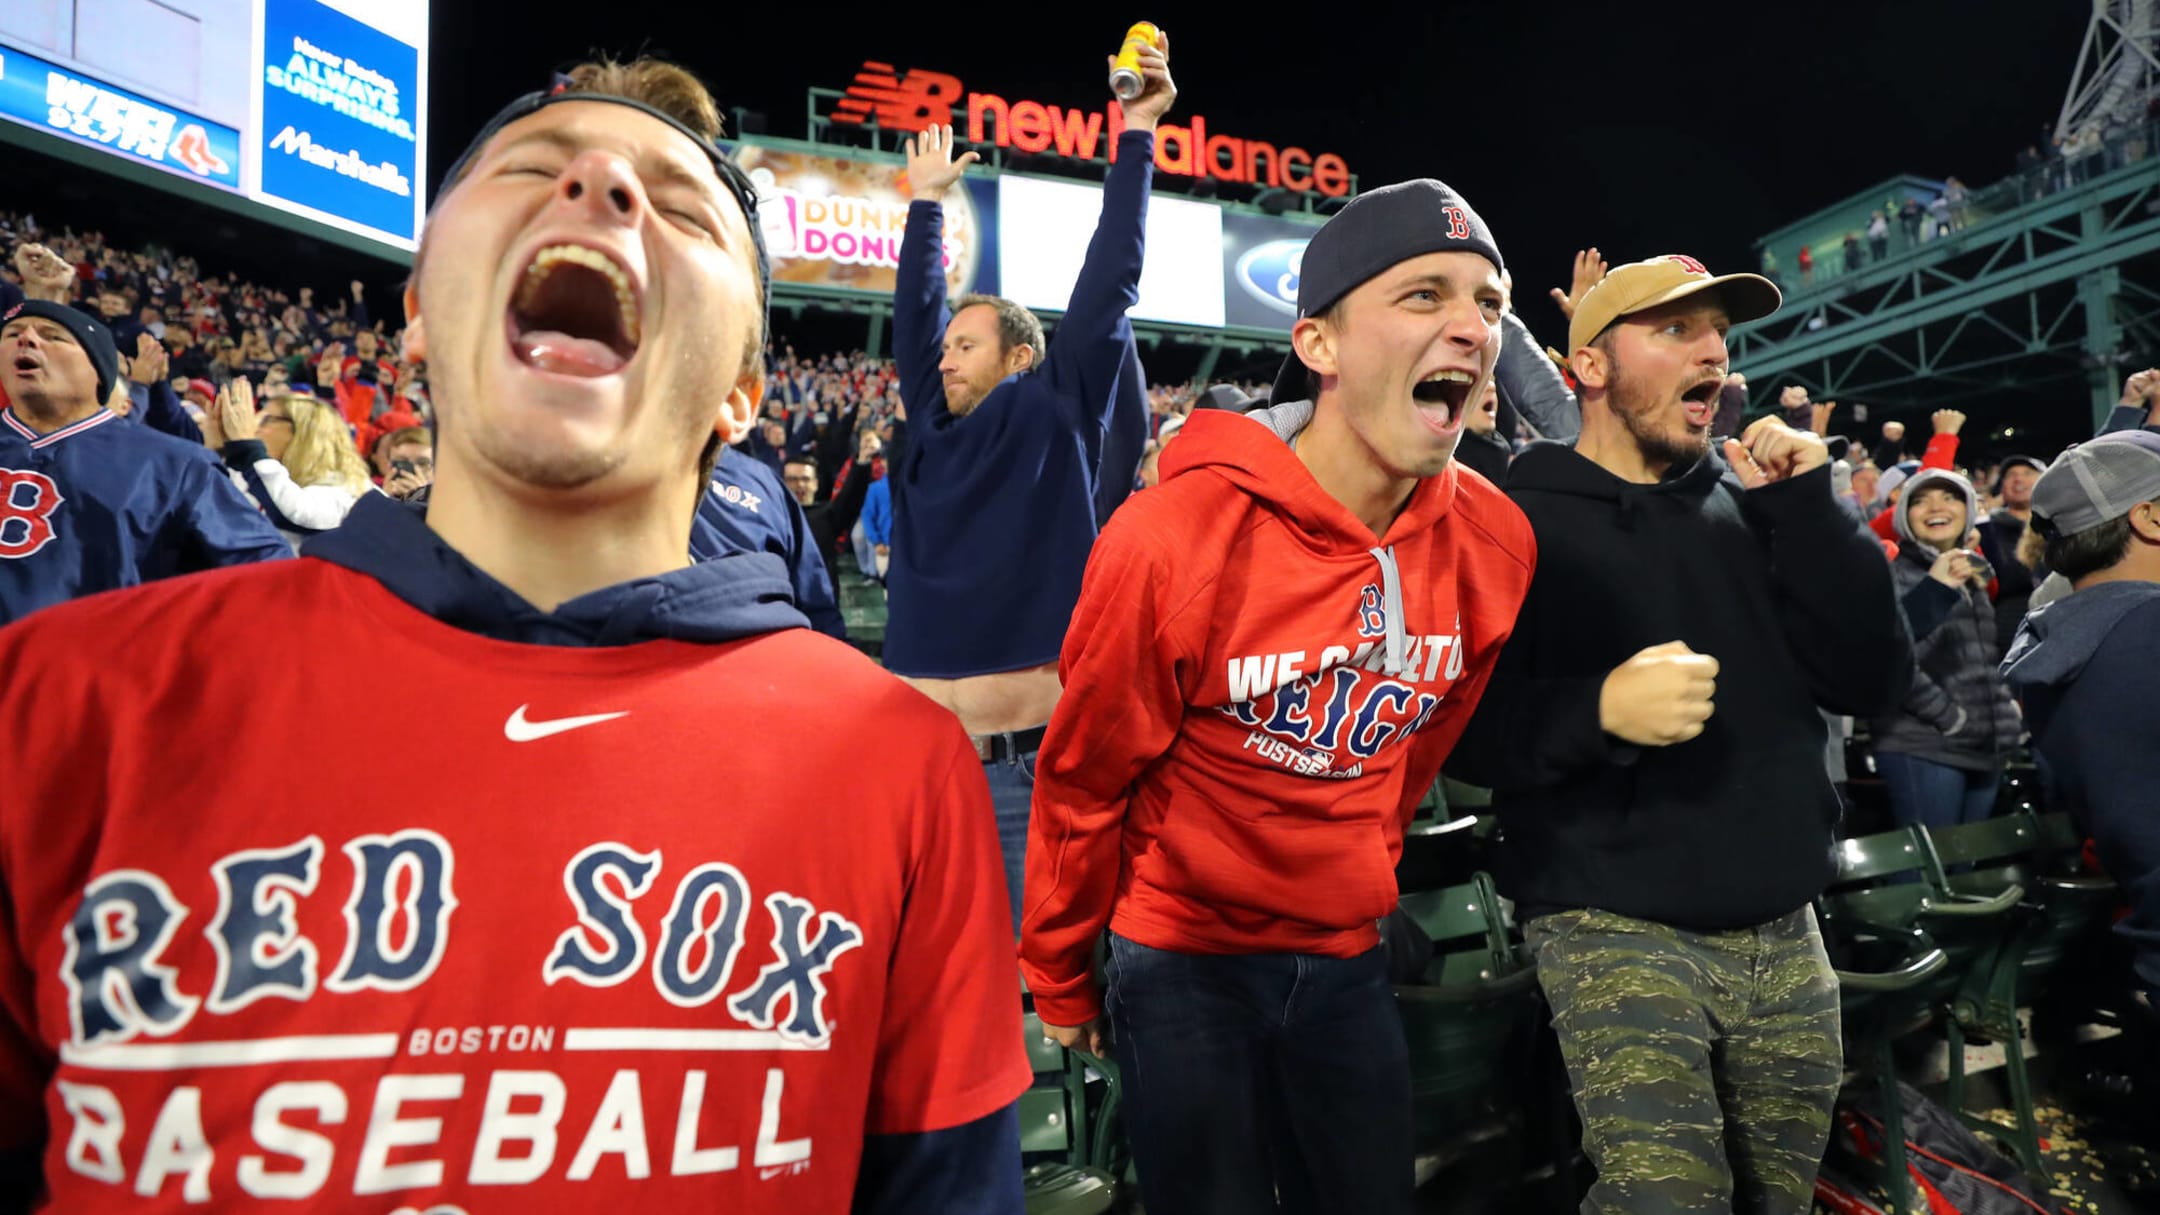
left=832, top=62, right=963, bottom=132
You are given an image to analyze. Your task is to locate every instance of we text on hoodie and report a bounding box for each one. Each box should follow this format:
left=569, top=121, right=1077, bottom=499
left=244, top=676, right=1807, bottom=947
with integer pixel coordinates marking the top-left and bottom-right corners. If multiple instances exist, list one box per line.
left=1020, top=403, right=1536, bottom=1029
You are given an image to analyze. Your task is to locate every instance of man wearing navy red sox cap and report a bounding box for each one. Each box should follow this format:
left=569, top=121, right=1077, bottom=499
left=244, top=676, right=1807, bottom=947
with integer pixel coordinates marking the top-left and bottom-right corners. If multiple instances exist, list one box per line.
left=1450, top=255, right=1915, bottom=1213
left=0, top=300, right=288, bottom=624
left=1024, top=177, right=1536, bottom=1214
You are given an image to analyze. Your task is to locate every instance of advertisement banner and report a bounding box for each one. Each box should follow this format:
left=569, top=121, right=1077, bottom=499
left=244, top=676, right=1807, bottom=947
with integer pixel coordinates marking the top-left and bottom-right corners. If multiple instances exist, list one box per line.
left=256, top=0, right=421, bottom=244
left=0, top=43, right=242, bottom=191
left=1221, top=212, right=1322, bottom=332
left=737, top=145, right=996, bottom=299
left=997, top=174, right=1224, bottom=328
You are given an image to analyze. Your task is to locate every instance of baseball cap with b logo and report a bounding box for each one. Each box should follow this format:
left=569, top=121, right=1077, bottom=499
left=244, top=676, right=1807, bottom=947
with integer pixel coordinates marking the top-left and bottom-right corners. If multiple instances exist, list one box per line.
left=1564, top=255, right=1783, bottom=358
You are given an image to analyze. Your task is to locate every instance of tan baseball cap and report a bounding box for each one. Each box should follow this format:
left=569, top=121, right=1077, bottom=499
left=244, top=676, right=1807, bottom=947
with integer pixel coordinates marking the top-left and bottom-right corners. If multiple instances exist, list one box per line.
left=1565, top=254, right=1782, bottom=356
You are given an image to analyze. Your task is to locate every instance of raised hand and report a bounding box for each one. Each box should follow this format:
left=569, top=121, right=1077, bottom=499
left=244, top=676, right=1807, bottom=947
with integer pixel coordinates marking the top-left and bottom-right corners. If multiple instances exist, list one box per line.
left=1722, top=415, right=1830, bottom=488
left=2120, top=368, right=2160, bottom=406
left=1109, top=29, right=1175, bottom=130
left=1548, top=248, right=1607, bottom=320
left=1931, top=409, right=1966, bottom=436
left=1810, top=400, right=1838, bottom=435
left=1599, top=641, right=1719, bottom=746
left=126, top=332, right=167, bottom=385
left=14, top=243, right=75, bottom=301
left=903, top=125, right=981, bottom=203
left=217, top=377, right=259, bottom=442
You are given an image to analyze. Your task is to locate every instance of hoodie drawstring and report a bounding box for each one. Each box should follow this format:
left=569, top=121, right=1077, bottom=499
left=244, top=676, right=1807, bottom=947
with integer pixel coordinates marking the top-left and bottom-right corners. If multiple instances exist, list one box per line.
left=1368, top=545, right=1408, bottom=676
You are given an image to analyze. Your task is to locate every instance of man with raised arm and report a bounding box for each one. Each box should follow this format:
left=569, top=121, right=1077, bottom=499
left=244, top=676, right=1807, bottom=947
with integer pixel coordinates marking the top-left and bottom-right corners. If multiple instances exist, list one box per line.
left=885, top=35, right=1172, bottom=928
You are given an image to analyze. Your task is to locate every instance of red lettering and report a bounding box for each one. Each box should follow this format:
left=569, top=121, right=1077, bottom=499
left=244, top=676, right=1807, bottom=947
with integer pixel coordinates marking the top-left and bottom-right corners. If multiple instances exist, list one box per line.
left=1248, top=141, right=1279, bottom=187
left=1443, top=207, right=1470, bottom=240
left=1280, top=147, right=1313, bottom=191
left=1107, top=100, right=1125, bottom=158
left=967, top=92, right=1008, bottom=146
left=1155, top=122, right=1196, bottom=175
left=1314, top=153, right=1350, bottom=197
left=1048, top=106, right=1103, bottom=159
left=1009, top=101, right=1053, bottom=153
left=1206, top=131, right=1247, bottom=181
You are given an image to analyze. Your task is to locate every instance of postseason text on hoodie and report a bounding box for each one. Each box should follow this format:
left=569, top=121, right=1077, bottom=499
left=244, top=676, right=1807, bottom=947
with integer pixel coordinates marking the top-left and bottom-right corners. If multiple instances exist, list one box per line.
left=1451, top=444, right=1913, bottom=930
left=1021, top=405, right=1536, bottom=1029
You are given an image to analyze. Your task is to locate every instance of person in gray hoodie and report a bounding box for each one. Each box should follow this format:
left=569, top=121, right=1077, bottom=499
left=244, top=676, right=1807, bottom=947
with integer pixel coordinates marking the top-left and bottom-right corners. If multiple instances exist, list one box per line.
left=1874, top=467, right=2022, bottom=829
left=2001, top=430, right=2160, bottom=1018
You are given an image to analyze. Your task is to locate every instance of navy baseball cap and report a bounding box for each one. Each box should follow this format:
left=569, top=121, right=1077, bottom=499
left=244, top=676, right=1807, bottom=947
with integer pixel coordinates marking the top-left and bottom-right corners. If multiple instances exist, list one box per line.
left=1270, top=178, right=1503, bottom=406
left=438, top=72, right=769, bottom=328
left=2, top=300, right=122, bottom=406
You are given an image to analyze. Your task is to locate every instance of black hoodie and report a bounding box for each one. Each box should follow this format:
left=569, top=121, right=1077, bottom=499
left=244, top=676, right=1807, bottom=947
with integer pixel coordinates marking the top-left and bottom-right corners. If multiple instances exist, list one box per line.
left=1451, top=443, right=1913, bottom=929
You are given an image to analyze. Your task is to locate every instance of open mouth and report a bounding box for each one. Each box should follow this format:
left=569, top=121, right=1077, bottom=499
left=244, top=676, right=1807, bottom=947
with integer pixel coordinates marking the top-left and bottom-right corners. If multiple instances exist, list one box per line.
left=11, top=356, right=41, bottom=374
left=506, top=243, right=642, bottom=379
left=1680, top=379, right=1720, bottom=426
left=1411, top=369, right=1474, bottom=431
left=1923, top=515, right=1955, bottom=528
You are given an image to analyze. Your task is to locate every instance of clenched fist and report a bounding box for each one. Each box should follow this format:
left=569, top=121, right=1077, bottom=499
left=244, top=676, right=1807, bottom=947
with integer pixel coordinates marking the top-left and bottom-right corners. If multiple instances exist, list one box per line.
left=1599, top=641, right=1719, bottom=746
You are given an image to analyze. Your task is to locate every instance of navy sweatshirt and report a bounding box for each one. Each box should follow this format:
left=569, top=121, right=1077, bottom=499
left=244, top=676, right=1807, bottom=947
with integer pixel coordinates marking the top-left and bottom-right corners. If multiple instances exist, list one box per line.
left=305, top=495, right=1022, bottom=1214
left=693, top=446, right=846, bottom=639
left=0, top=406, right=290, bottom=625
left=884, top=130, right=1153, bottom=678
left=1450, top=447, right=1914, bottom=929
left=2002, top=581, right=2160, bottom=996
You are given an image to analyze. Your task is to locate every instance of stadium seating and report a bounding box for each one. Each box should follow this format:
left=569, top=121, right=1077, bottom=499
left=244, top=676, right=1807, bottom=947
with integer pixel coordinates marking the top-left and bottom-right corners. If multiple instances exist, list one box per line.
left=1018, top=1012, right=1119, bottom=1214
left=1816, top=825, right=2023, bottom=1207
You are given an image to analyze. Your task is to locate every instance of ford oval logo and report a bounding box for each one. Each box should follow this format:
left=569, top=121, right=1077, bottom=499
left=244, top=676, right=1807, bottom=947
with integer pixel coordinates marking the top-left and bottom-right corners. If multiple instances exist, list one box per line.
left=1235, top=238, right=1306, bottom=315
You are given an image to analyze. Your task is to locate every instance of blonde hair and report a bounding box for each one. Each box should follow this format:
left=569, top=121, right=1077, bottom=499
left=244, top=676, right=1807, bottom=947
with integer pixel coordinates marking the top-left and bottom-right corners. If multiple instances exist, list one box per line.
left=280, top=395, right=371, bottom=495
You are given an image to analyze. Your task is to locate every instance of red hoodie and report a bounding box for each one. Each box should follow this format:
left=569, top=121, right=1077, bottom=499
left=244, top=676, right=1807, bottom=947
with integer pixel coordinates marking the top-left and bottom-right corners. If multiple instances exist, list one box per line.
left=1020, top=406, right=1537, bottom=1027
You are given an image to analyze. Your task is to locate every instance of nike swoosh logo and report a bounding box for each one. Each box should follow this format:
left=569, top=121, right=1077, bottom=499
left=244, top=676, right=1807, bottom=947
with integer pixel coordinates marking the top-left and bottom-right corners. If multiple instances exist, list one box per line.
left=504, top=705, right=630, bottom=742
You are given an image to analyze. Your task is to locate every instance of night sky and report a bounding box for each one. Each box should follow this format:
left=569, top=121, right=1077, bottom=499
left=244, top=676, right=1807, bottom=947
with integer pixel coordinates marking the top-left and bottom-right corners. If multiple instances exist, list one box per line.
left=430, top=0, right=2091, bottom=324
left=10, top=0, right=2100, bottom=413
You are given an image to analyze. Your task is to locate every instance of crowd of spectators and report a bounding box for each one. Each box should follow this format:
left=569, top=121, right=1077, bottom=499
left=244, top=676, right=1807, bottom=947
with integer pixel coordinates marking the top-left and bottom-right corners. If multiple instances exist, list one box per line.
left=4, top=156, right=2158, bottom=1206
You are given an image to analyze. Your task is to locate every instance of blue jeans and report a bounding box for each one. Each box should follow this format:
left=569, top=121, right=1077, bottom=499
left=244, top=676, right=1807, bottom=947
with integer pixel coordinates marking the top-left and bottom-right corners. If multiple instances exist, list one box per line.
left=982, top=749, right=1034, bottom=936
left=1103, top=933, right=1413, bottom=1215
left=1878, top=752, right=2000, bottom=831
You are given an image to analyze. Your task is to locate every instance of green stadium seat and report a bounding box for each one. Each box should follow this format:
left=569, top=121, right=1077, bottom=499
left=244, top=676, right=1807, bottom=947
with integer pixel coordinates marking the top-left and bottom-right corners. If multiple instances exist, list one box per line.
left=1817, top=826, right=2023, bottom=1212
left=1016, top=1013, right=1119, bottom=1213
left=1392, top=873, right=1542, bottom=1164
left=1923, top=811, right=2119, bottom=1176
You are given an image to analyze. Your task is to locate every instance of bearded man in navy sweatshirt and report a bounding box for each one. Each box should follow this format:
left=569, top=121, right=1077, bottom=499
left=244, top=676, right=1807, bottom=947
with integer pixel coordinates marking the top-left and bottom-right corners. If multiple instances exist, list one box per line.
left=883, top=37, right=1169, bottom=929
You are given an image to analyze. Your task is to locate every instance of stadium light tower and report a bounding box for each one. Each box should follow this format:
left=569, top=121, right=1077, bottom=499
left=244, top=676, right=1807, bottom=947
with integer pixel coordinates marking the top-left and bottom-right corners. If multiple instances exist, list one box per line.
left=2059, top=0, right=2160, bottom=143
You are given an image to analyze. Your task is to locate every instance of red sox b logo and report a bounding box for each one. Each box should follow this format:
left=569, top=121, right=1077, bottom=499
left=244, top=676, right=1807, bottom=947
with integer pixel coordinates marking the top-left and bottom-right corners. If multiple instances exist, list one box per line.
left=1664, top=254, right=1709, bottom=275
left=1356, top=584, right=1387, bottom=639
left=0, top=470, right=62, bottom=559
left=1443, top=206, right=1471, bottom=240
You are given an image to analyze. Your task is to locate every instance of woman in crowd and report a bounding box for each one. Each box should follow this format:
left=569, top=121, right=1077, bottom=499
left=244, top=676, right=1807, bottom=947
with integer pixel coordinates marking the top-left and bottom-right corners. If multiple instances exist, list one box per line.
left=1873, top=468, right=2022, bottom=829
left=205, top=380, right=373, bottom=551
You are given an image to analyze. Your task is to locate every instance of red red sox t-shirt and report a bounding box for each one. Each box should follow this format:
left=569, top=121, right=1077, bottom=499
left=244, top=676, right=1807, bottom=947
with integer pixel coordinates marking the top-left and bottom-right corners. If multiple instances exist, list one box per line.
left=0, top=559, right=1028, bottom=1211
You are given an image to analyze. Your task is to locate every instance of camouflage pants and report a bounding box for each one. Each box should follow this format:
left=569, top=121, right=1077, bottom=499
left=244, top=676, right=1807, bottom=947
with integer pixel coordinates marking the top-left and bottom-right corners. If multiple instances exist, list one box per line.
left=1526, top=906, right=1841, bottom=1215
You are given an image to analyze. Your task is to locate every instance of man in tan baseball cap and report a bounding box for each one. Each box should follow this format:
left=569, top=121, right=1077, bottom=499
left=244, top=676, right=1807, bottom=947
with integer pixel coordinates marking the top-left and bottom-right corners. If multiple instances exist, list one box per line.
left=1452, top=250, right=1912, bottom=1213
left=1558, top=254, right=1781, bottom=476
